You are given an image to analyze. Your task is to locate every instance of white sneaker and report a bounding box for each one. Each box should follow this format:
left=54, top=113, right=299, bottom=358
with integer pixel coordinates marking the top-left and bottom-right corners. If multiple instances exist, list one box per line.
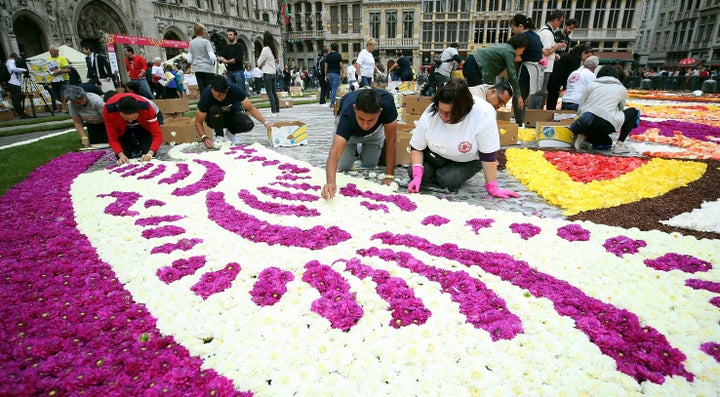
left=612, top=143, right=630, bottom=154
left=225, top=132, right=235, bottom=145
left=572, top=133, right=586, bottom=151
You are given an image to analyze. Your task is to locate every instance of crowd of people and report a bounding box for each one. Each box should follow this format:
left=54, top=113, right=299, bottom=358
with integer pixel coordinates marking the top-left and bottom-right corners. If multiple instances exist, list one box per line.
left=1, top=11, right=653, bottom=201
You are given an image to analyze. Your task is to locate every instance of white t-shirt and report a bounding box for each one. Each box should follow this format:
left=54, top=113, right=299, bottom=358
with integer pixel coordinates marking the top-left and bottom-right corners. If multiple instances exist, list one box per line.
left=410, top=99, right=500, bottom=163
left=346, top=64, right=357, bottom=81
left=436, top=47, right=459, bottom=77
left=356, top=49, right=375, bottom=78
left=538, top=25, right=557, bottom=73
left=562, top=67, right=596, bottom=104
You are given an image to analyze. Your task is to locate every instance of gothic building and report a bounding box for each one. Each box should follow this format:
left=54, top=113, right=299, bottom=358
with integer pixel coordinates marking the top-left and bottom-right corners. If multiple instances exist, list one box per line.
left=0, top=0, right=281, bottom=80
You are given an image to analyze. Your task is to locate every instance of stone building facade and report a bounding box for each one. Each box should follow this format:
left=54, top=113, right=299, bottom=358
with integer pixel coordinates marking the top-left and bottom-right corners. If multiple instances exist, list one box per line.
left=282, top=0, right=643, bottom=75
left=0, top=0, right=282, bottom=82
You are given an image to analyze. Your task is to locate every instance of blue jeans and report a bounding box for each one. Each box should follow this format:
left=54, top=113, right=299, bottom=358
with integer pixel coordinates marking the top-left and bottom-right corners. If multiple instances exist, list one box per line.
left=561, top=102, right=579, bottom=111
left=327, top=73, right=341, bottom=105
left=359, top=76, right=373, bottom=88
left=226, top=70, right=246, bottom=92
left=49, top=80, right=69, bottom=111
left=131, top=78, right=154, bottom=99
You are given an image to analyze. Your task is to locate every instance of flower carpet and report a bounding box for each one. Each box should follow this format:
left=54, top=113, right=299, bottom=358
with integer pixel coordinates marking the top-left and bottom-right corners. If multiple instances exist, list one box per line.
left=2, top=138, right=719, bottom=396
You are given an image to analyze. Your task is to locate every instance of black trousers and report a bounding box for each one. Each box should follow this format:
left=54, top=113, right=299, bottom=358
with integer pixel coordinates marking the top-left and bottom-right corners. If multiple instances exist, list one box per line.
left=318, top=76, right=330, bottom=104
left=86, top=122, right=108, bottom=144
left=8, top=83, right=24, bottom=117
left=407, top=148, right=484, bottom=191
left=462, top=55, right=484, bottom=87
left=119, top=126, right=154, bottom=158
left=195, top=72, right=215, bottom=94
left=207, top=105, right=254, bottom=137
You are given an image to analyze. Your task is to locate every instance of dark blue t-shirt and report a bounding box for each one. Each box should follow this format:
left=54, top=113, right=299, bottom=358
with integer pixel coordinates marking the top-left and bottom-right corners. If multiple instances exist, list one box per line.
left=197, top=82, right=248, bottom=113
left=325, top=52, right=342, bottom=75
left=521, top=30, right=543, bottom=63
left=336, top=88, right=398, bottom=140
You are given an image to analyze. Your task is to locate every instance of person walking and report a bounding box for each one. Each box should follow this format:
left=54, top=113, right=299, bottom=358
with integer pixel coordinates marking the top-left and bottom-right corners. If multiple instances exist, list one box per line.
left=355, top=38, right=380, bottom=87
left=324, top=43, right=343, bottom=108
left=123, top=46, right=153, bottom=99
left=256, top=31, right=280, bottom=116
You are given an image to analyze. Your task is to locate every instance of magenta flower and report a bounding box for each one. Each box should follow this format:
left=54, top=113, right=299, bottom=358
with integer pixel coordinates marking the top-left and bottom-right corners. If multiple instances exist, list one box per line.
left=360, top=201, right=389, bottom=213
left=421, top=215, right=450, bottom=226
left=700, top=342, right=720, bottom=363
left=97, top=191, right=141, bottom=217
left=172, top=159, right=224, bottom=196
left=250, top=267, right=295, bottom=306
left=644, top=253, right=712, bottom=273
left=238, top=189, right=319, bottom=217
left=340, top=183, right=417, bottom=212
left=509, top=223, right=541, bottom=240
left=303, top=261, right=363, bottom=330
left=603, top=235, right=647, bottom=257
left=191, top=263, right=242, bottom=300
left=141, top=225, right=186, bottom=239
left=159, top=163, right=191, bottom=185
left=466, top=218, right=495, bottom=234
left=557, top=224, right=591, bottom=242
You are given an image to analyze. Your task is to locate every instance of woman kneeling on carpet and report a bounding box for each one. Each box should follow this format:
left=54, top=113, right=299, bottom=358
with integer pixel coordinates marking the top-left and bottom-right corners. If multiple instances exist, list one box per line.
left=569, top=65, right=640, bottom=154
left=407, top=78, right=520, bottom=198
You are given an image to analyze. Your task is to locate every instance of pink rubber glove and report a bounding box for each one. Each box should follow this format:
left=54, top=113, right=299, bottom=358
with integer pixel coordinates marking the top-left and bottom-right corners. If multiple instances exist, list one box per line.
left=407, top=164, right=424, bottom=193
left=484, top=180, right=520, bottom=199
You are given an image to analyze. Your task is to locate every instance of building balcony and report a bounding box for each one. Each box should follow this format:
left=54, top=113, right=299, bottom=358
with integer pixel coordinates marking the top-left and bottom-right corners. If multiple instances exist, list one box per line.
left=376, top=38, right=419, bottom=48
left=571, top=28, right=637, bottom=41
left=287, top=31, right=325, bottom=41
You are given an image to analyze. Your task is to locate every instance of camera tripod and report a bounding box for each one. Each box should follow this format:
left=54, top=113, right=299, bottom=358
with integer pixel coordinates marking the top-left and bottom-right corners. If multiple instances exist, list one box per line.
left=21, top=74, right=54, bottom=117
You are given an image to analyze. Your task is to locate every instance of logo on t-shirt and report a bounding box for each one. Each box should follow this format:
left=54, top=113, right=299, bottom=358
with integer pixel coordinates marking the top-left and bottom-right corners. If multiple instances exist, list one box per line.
left=458, top=141, right=473, bottom=154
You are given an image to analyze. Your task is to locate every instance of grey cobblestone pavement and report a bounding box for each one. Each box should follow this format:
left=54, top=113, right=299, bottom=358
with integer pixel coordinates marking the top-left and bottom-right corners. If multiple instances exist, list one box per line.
left=146, top=101, right=567, bottom=220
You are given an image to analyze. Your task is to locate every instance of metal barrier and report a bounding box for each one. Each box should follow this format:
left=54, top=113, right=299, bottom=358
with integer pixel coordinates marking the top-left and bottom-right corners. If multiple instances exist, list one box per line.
left=628, top=75, right=717, bottom=93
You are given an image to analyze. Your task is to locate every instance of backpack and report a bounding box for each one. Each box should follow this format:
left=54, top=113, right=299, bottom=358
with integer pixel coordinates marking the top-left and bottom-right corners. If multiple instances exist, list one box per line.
left=68, top=66, right=82, bottom=85
left=0, top=62, right=10, bottom=83
left=427, top=59, right=442, bottom=83
left=314, top=55, right=325, bottom=78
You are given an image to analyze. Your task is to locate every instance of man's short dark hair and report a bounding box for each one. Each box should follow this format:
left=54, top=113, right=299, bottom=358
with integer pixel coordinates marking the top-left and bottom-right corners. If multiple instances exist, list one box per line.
left=565, top=18, right=578, bottom=27
left=449, top=43, right=459, bottom=48
left=508, top=34, right=529, bottom=49
left=330, top=43, right=338, bottom=52
left=103, top=91, right=117, bottom=102
left=493, top=80, right=514, bottom=99
left=210, top=75, right=229, bottom=92
left=117, top=96, right=140, bottom=114
left=124, top=46, right=135, bottom=54
left=354, top=89, right=382, bottom=114
left=227, top=28, right=238, bottom=35
left=596, top=65, right=620, bottom=79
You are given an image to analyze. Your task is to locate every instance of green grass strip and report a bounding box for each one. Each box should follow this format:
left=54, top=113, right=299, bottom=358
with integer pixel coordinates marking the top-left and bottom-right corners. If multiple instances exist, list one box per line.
left=0, top=132, right=78, bottom=196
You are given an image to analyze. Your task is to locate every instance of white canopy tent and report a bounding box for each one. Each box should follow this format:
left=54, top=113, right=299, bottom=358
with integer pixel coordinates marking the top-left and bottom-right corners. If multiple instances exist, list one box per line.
left=29, top=45, right=89, bottom=83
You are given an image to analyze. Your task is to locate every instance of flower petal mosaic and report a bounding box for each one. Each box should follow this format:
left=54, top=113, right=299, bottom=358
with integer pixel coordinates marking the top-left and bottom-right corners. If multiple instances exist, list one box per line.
left=2, top=142, right=719, bottom=396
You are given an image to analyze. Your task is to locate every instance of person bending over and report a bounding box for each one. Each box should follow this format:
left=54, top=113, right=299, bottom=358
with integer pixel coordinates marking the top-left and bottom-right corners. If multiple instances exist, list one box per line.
left=195, top=75, right=271, bottom=148
left=322, top=88, right=399, bottom=200
left=406, top=79, right=520, bottom=198
left=569, top=66, right=640, bottom=154
left=103, top=93, right=163, bottom=164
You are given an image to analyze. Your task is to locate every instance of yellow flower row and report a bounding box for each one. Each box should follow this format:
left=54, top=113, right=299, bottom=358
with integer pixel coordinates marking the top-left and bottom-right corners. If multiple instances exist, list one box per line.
left=505, top=148, right=707, bottom=215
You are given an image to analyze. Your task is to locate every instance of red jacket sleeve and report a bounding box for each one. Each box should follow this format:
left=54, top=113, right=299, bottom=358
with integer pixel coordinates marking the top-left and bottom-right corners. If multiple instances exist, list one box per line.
left=102, top=106, right=126, bottom=156
left=138, top=107, right=163, bottom=153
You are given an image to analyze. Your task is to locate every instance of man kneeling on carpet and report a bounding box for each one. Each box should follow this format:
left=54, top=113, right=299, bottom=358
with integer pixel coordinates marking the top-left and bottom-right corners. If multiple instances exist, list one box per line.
left=103, top=93, right=163, bottom=164
left=65, top=85, right=108, bottom=148
left=195, top=75, right=272, bottom=149
left=406, top=79, right=520, bottom=198
left=321, top=88, right=399, bottom=200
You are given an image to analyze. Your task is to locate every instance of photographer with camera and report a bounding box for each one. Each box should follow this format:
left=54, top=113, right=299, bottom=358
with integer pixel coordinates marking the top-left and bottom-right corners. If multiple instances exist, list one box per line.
left=187, top=22, right=217, bottom=94
left=5, top=53, right=30, bottom=119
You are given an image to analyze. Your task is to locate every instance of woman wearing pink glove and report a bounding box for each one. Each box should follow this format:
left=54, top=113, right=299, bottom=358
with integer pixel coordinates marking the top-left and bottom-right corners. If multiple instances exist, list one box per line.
left=406, top=79, right=520, bottom=199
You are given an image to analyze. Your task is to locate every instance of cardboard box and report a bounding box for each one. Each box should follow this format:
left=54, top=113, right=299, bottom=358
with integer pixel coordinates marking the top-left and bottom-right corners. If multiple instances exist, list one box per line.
left=397, top=81, right=416, bottom=92
left=497, top=120, right=519, bottom=146
left=553, top=110, right=577, bottom=122
left=161, top=117, right=213, bottom=144
left=279, top=97, right=293, bottom=108
left=380, top=123, right=415, bottom=166
left=289, top=86, right=303, bottom=96
left=496, top=110, right=513, bottom=121
left=0, top=110, right=14, bottom=122
left=402, top=94, right=433, bottom=115
left=402, top=112, right=422, bottom=125
left=267, top=121, right=307, bottom=148
left=155, top=98, right=189, bottom=115
left=535, top=122, right=574, bottom=148
left=523, top=109, right=557, bottom=128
